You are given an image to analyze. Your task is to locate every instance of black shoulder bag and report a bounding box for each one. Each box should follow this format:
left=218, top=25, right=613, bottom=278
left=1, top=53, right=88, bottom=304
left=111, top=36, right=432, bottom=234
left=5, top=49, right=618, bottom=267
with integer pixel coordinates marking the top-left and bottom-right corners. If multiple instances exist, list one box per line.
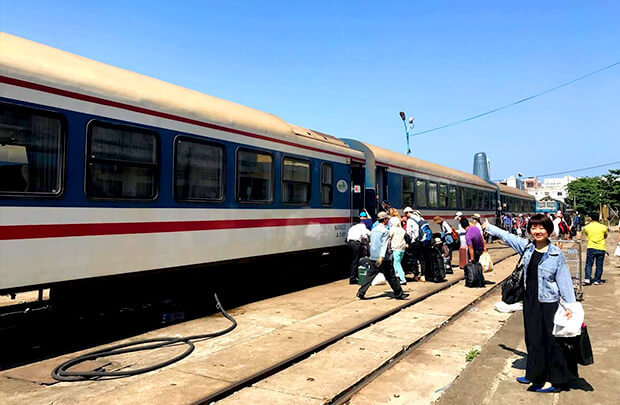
left=501, top=244, right=531, bottom=304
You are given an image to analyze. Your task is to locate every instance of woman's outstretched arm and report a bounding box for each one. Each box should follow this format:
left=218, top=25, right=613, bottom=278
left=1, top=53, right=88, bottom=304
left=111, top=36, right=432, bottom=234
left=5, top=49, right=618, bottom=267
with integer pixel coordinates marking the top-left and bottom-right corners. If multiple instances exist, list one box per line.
left=484, top=223, right=529, bottom=255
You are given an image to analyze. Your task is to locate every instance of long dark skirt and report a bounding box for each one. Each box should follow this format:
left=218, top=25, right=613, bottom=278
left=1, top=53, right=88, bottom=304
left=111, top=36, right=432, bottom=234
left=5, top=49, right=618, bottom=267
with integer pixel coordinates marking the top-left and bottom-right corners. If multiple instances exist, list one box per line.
left=523, top=299, right=578, bottom=385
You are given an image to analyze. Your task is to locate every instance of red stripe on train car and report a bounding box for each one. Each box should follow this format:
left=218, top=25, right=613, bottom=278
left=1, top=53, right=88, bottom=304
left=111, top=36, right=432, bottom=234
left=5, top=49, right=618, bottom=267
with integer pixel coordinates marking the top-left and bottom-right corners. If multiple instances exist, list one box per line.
left=0, top=217, right=351, bottom=241
left=0, top=75, right=357, bottom=161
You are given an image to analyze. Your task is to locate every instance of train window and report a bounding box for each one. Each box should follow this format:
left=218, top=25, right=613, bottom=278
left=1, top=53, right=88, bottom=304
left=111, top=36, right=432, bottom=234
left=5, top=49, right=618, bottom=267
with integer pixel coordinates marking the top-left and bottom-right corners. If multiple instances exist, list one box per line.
left=439, top=184, right=448, bottom=208
left=448, top=185, right=457, bottom=208
left=428, top=182, right=438, bottom=208
left=0, top=104, right=63, bottom=196
left=483, top=191, right=490, bottom=210
left=477, top=190, right=484, bottom=210
left=457, top=186, right=465, bottom=209
left=465, top=188, right=473, bottom=209
left=237, top=149, right=273, bottom=202
left=402, top=176, right=413, bottom=208
left=282, top=157, right=311, bottom=204
left=321, top=163, right=333, bottom=205
left=415, top=179, right=427, bottom=207
left=174, top=137, right=224, bottom=201
left=86, top=122, right=158, bottom=199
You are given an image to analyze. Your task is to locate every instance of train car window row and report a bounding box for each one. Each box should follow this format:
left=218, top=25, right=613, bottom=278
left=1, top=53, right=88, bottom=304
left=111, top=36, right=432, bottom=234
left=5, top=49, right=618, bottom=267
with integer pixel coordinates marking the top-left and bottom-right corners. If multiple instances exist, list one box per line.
left=0, top=106, right=338, bottom=206
left=174, top=137, right=224, bottom=201
left=403, top=175, right=498, bottom=211
left=86, top=122, right=159, bottom=200
left=282, top=157, right=311, bottom=204
left=321, top=163, right=333, bottom=206
left=0, top=103, right=64, bottom=196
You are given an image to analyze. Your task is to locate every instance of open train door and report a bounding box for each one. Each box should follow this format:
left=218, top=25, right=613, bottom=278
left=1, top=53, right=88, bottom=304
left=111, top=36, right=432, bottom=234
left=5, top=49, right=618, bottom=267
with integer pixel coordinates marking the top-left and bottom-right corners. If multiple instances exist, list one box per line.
left=350, top=164, right=365, bottom=219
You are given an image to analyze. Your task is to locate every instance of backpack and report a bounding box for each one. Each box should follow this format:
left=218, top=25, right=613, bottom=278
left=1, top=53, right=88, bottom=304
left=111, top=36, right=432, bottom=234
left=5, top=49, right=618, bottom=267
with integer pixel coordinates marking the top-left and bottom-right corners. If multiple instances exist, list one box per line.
left=559, top=220, right=569, bottom=234
left=450, top=227, right=459, bottom=244
left=414, top=218, right=432, bottom=245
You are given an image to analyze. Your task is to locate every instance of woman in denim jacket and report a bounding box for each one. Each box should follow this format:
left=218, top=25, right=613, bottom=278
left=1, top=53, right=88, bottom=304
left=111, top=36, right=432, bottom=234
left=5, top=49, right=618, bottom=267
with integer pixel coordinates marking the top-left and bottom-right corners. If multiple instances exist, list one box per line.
left=484, top=213, right=577, bottom=393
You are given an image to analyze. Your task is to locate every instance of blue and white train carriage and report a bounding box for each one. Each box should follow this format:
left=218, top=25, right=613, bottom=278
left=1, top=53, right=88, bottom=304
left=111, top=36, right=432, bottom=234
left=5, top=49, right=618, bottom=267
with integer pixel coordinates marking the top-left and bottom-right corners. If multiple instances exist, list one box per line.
left=0, top=33, right=534, bottom=296
left=0, top=33, right=365, bottom=294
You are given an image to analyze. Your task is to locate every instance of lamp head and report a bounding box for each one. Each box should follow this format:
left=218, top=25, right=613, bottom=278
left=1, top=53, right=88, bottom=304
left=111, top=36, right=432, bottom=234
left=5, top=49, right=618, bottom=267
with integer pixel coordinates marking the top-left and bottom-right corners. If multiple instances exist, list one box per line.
left=399, top=111, right=406, bottom=121
left=408, top=117, right=414, bottom=124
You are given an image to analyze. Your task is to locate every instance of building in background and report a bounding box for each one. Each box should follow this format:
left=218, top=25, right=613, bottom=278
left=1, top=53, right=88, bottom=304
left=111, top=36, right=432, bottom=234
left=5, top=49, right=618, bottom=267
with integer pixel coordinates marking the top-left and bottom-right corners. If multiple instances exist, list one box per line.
left=499, top=175, right=524, bottom=190
left=524, top=175, right=576, bottom=203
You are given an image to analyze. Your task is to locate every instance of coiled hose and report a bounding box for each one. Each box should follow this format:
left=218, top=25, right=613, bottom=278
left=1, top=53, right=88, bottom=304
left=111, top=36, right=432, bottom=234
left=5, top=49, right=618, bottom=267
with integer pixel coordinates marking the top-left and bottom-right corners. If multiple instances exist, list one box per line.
left=51, top=294, right=237, bottom=381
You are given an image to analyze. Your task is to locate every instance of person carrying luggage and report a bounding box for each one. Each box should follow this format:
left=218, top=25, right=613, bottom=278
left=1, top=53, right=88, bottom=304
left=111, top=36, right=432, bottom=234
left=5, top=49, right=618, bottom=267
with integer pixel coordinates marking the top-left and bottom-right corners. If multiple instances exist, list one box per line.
left=389, top=216, right=408, bottom=284
left=461, top=217, right=484, bottom=264
left=346, top=213, right=371, bottom=284
left=433, top=216, right=455, bottom=274
left=356, top=212, right=409, bottom=300
left=404, top=207, right=432, bottom=281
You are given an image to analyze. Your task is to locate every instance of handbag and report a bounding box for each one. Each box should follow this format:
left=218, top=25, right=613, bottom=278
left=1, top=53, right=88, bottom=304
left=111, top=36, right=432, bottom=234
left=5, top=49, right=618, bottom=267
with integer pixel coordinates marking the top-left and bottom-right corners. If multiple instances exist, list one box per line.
left=558, top=325, right=594, bottom=366
left=501, top=244, right=531, bottom=304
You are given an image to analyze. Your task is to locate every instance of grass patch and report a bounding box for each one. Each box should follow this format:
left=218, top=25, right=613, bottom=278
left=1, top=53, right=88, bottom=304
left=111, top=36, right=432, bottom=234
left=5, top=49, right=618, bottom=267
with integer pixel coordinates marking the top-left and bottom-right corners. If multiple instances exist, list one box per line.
left=465, top=348, right=481, bottom=362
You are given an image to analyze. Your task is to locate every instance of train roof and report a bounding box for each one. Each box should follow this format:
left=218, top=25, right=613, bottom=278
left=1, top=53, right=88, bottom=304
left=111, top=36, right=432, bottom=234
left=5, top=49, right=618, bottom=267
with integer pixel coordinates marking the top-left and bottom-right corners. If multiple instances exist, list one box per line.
left=361, top=142, right=497, bottom=190
left=496, top=183, right=535, bottom=199
left=0, top=33, right=362, bottom=159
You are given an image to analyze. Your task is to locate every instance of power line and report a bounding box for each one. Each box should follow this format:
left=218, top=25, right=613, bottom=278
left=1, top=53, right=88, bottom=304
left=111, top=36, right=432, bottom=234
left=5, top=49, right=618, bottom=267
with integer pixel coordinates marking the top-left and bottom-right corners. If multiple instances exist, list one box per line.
left=412, top=60, right=620, bottom=137
left=492, top=160, right=620, bottom=182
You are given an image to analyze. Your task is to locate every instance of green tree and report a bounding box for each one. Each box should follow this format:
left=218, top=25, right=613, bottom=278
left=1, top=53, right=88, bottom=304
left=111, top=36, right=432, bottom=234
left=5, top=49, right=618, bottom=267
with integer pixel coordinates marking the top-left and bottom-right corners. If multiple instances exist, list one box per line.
left=599, top=169, right=620, bottom=210
left=567, top=177, right=600, bottom=214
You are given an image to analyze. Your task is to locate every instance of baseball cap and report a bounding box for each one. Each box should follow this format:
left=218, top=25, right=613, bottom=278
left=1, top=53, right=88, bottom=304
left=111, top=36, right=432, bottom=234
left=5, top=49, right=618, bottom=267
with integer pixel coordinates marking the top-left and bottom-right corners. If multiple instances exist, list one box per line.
left=454, top=211, right=463, bottom=219
left=377, top=211, right=389, bottom=220
left=433, top=216, right=442, bottom=223
left=403, top=207, right=413, bottom=213
left=472, top=213, right=481, bottom=219
left=359, top=212, right=367, bottom=218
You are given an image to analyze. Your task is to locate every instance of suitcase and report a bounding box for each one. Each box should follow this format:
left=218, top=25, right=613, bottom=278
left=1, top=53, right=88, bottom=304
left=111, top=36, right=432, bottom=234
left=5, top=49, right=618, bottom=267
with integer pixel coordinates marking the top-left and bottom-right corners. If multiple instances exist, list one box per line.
left=459, top=248, right=467, bottom=269
left=465, top=262, right=485, bottom=287
left=427, top=246, right=446, bottom=283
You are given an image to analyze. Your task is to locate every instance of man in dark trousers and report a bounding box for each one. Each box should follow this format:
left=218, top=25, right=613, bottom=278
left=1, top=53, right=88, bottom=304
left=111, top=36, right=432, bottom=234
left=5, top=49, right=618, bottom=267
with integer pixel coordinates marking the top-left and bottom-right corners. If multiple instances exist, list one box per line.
left=357, top=212, right=409, bottom=300
left=346, top=212, right=371, bottom=284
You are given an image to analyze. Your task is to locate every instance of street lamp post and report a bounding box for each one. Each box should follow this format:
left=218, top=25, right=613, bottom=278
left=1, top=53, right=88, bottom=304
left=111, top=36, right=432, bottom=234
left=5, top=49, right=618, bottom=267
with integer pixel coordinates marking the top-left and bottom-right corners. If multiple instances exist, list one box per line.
left=399, top=111, right=414, bottom=155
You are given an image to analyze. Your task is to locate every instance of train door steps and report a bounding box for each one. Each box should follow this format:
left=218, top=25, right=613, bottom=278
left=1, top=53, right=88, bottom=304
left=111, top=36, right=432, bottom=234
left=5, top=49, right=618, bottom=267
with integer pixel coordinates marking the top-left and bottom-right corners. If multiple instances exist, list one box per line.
left=0, top=250, right=517, bottom=405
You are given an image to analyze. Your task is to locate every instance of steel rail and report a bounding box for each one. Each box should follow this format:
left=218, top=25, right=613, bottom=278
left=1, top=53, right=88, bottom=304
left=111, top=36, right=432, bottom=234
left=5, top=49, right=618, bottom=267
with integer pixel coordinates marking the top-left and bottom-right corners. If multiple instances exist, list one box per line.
left=193, top=251, right=517, bottom=405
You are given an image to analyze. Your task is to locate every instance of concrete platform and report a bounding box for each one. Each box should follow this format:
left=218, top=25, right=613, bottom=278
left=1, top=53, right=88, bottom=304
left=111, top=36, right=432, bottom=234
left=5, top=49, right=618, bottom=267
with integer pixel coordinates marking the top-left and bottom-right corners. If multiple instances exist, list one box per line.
left=217, top=255, right=518, bottom=404
left=436, top=235, right=620, bottom=405
left=0, top=247, right=515, bottom=405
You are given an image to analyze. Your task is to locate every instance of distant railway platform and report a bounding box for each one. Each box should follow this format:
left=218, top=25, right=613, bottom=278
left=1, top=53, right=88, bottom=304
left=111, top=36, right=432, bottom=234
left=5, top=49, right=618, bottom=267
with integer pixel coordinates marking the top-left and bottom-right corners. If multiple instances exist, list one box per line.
left=0, top=246, right=517, bottom=405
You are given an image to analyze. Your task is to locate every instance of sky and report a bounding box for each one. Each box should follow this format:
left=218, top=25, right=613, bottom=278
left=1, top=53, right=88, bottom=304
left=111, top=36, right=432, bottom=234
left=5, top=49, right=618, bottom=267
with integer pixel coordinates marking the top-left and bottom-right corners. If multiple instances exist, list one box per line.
left=1, top=1, right=619, bottom=181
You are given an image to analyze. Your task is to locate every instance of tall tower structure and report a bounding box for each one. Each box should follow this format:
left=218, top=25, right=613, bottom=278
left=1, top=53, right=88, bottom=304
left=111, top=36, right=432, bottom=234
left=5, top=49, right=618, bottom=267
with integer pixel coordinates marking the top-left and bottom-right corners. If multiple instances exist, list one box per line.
left=473, top=152, right=490, bottom=181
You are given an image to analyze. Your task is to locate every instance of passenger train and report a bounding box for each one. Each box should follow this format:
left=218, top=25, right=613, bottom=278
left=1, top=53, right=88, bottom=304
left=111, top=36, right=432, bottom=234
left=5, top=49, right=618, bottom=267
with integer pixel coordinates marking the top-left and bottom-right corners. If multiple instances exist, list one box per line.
left=0, top=33, right=534, bottom=295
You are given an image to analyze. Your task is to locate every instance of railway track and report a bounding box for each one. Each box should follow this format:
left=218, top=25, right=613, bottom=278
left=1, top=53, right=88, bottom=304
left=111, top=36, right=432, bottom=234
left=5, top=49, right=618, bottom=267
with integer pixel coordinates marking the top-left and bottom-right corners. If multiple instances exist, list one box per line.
left=196, top=248, right=517, bottom=405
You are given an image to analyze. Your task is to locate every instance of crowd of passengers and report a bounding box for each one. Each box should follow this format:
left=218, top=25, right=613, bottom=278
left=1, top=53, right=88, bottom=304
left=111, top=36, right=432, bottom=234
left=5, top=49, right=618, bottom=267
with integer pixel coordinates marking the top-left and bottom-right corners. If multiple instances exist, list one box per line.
left=346, top=201, right=489, bottom=300
left=346, top=203, right=609, bottom=393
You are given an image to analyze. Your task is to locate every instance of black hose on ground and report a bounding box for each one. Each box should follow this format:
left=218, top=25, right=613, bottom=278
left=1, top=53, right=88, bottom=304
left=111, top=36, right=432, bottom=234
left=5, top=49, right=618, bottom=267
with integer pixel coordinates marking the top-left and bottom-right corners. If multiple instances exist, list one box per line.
left=51, top=294, right=237, bottom=381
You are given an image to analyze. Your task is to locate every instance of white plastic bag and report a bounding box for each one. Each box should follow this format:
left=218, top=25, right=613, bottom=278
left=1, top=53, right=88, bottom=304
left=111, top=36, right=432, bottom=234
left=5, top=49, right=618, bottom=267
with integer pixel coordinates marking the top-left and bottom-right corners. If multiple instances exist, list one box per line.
left=553, top=302, right=584, bottom=337
left=371, top=272, right=387, bottom=286
left=494, top=301, right=523, bottom=313
left=480, top=252, right=494, bottom=273
left=614, top=241, right=620, bottom=257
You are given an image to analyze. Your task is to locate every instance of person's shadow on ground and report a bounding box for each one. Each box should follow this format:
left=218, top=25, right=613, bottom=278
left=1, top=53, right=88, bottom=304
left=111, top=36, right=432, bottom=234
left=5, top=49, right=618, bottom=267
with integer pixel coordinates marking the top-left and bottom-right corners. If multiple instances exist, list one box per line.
left=499, top=344, right=595, bottom=392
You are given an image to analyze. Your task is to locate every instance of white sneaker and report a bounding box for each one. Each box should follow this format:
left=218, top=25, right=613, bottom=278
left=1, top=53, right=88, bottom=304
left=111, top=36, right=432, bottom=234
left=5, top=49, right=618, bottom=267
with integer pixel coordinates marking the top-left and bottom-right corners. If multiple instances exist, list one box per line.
left=582, top=279, right=591, bottom=286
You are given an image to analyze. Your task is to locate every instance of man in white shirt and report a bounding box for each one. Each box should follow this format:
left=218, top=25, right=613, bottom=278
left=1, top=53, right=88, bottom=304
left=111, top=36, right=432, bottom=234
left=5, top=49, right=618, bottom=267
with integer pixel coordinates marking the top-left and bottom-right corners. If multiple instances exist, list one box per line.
left=347, top=213, right=371, bottom=284
left=403, top=207, right=427, bottom=281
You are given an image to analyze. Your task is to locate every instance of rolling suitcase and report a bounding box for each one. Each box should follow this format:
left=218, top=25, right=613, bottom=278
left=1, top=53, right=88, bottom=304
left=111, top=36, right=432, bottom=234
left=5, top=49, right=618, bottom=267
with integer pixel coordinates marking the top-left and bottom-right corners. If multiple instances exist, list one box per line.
left=427, top=246, right=446, bottom=282
left=459, top=247, right=467, bottom=269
